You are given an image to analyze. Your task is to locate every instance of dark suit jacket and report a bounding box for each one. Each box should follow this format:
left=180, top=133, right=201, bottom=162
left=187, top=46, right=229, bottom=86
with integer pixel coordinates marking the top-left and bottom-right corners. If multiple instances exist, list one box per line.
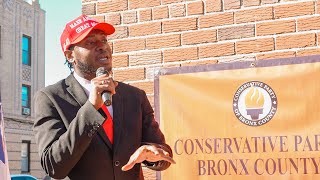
left=33, top=74, right=172, bottom=180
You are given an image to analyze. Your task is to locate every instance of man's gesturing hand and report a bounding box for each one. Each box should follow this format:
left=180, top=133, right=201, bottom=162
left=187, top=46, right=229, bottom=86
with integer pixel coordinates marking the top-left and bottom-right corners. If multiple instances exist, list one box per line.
left=121, top=145, right=176, bottom=171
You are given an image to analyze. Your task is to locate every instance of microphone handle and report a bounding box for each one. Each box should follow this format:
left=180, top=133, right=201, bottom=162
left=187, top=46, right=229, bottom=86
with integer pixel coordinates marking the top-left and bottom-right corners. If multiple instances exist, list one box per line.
left=102, top=91, right=112, bottom=106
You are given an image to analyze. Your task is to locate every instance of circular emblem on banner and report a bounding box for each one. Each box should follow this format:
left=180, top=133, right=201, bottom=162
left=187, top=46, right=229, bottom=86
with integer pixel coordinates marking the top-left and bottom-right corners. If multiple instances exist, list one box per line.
left=233, top=81, right=277, bottom=126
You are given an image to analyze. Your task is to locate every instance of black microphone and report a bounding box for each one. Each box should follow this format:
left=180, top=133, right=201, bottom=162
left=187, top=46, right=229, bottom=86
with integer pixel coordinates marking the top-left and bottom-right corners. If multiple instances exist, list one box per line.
left=96, top=67, right=112, bottom=106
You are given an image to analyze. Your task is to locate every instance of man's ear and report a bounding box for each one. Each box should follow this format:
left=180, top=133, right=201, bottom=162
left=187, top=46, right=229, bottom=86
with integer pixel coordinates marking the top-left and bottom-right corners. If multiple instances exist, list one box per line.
left=64, top=50, right=74, bottom=63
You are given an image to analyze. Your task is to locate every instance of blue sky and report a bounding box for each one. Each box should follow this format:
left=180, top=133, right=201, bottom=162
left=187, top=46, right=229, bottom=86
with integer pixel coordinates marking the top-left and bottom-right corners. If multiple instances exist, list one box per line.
left=38, top=0, right=81, bottom=86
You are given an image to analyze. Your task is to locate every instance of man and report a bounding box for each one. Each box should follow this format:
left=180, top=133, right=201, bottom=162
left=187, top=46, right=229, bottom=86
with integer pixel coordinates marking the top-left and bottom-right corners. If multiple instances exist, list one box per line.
left=33, top=14, right=175, bottom=180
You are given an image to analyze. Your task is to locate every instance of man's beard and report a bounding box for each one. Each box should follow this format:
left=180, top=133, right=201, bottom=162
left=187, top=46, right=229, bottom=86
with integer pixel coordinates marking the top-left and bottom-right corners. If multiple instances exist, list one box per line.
left=75, top=59, right=96, bottom=76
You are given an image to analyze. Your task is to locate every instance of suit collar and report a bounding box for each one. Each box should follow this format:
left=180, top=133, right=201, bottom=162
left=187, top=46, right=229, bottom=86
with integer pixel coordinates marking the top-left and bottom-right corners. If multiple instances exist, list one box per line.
left=65, top=73, right=88, bottom=106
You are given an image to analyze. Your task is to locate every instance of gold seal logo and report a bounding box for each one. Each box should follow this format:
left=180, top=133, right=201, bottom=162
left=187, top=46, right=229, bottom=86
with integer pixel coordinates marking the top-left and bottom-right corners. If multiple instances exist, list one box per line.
left=233, top=81, right=277, bottom=126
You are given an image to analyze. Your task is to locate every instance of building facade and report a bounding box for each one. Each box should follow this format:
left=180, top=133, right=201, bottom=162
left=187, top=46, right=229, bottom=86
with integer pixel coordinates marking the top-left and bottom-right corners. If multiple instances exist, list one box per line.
left=0, top=0, right=45, bottom=178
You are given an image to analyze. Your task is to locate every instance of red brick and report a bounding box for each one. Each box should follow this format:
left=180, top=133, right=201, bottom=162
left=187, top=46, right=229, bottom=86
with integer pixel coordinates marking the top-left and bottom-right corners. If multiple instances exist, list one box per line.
left=130, top=81, right=154, bottom=94
left=114, top=68, right=145, bottom=82
left=317, top=0, right=320, bottom=14
left=261, top=0, right=278, bottom=4
left=170, top=4, right=186, bottom=17
left=206, top=0, right=222, bottom=13
left=129, top=51, right=162, bottom=66
left=112, top=54, right=129, bottom=68
left=236, top=38, right=274, bottom=54
left=163, top=47, right=198, bottom=62
left=113, top=38, right=145, bottom=53
left=276, top=33, right=316, bottom=50
left=91, top=15, right=105, bottom=23
left=243, top=0, right=260, bottom=7
left=218, top=55, right=256, bottom=62
left=224, top=0, right=241, bottom=10
left=82, top=3, right=96, bottom=15
left=199, top=43, right=235, bottom=58
left=109, top=26, right=128, bottom=40
left=298, top=16, right=320, bottom=31
left=182, top=29, right=217, bottom=45
left=97, top=1, right=128, bottom=13
left=163, top=17, right=197, bottom=33
left=187, top=1, right=204, bottom=15
left=153, top=6, right=169, bottom=20
left=199, top=12, right=233, bottom=28
left=257, top=19, right=296, bottom=36
left=218, top=25, right=255, bottom=41
left=274, top=1, right=315, bottom=19
left=146, top=34, right=180, bottom=49
left=296, top=48, right=320, bottom=57
left=162, top=0, right=183, bottom=5
left=256, top=51, right=295, bottom=60
left=129, top=0, right=161, bottom=9
left=139, top=9, right=152, bottom=22
left=123, top=11, right=137, bottom=24
left=161, top=64, right=180, bottom=68
left=105, top=13, right=121, bottom=25
left=180, top=59, right=218, bottom=67
left=129, top=22, right=161, bottom=37
left=235, top=7, right=273, bottom=24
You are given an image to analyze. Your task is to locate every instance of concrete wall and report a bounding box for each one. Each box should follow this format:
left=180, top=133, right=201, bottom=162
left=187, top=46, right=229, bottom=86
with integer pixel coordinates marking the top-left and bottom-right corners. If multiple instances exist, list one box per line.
left=0, top=0, right=45, bottom=178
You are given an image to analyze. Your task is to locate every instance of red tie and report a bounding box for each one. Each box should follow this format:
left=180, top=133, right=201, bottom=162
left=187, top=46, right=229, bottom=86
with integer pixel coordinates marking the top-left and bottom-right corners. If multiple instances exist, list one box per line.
left=101, top=104, right=113, bottom=144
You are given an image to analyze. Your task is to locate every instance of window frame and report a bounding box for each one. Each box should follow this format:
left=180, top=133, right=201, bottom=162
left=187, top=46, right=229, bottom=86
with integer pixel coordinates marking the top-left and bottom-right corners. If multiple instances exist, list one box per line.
left=21, top=140, right=31, bottom=173
left=22, top=35, right=31, bottom=66
left=21, top=85, right=31, bottom=109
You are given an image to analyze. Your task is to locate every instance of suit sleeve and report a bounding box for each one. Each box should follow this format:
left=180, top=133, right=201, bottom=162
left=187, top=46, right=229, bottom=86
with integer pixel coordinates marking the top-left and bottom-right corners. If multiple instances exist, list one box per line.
left=140, top=90, right=173, bottom=171
left=33, top=90, right=105, bottom=179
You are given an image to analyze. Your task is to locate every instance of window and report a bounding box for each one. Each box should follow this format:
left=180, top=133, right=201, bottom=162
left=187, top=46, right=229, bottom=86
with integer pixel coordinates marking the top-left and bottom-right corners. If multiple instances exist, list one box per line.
left=21, top=85, right=30, bottom=115
left=21, top=85, right=30, bottom=108
left=22, top=35, right=31, bottom=65
left=21, top=140, right=30, bottom=173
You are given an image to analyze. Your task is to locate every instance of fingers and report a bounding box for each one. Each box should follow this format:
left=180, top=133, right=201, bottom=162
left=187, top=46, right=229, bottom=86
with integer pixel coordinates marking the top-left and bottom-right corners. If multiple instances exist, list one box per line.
left=158, top=151, right=176, bottom=164
left=145, top=145, right=160, bottom=156
left=122, top=145, right=176, bottom=171
left=121, top=157, right=136, bottom=171
left=91, top=75, right=117, bottom=95
left=88, top=74, right=117, bottom=109
left=151, top=148, right=176, bottom=164
left=122, top=145, right=151, bottom=171
left=122, top=147, right=144, bottom=171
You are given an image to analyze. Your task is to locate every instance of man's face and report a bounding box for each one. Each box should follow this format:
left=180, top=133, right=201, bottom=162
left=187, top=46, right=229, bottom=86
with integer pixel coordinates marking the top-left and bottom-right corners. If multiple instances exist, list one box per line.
left=68, top=29, right=112, bottom=80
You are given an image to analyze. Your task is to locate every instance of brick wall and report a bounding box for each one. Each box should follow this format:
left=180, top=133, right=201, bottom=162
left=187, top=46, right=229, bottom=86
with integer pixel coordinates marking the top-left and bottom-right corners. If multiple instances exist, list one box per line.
left=82, top=0, right=320, bottom=179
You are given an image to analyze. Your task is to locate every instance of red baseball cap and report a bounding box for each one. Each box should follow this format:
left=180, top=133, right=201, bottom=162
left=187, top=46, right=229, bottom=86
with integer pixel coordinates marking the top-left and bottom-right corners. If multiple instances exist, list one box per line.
left=60, top=14, right=115, bottom=53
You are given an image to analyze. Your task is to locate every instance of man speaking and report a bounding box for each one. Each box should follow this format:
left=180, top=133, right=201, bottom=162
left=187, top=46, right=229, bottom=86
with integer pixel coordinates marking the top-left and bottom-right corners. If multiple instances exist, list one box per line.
left=33, top=14, right=175, bottom=180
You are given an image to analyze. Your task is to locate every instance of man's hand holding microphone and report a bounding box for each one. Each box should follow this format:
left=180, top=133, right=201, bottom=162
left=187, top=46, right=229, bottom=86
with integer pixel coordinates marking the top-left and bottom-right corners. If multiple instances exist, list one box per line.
left=89, top=67, right=117, bottom=110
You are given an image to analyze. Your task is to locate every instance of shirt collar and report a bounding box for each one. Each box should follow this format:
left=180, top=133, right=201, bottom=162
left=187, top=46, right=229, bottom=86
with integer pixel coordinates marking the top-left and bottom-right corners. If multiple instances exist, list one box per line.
left=73, top=71, right=92, bottom=97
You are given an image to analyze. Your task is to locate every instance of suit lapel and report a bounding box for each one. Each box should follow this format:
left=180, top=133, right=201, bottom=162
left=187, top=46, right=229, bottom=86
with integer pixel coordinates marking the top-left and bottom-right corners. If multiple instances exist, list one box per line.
left=97, top=128, right=113, bottom=149
left=112, top=84, right=124, bottom=153
left=65, top=74, right=87, bottom=107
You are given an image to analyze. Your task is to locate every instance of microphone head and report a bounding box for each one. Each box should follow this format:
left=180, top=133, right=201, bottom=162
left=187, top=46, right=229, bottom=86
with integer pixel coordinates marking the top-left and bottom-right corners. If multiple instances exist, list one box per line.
left=96, top=67, right=109, bottom=77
